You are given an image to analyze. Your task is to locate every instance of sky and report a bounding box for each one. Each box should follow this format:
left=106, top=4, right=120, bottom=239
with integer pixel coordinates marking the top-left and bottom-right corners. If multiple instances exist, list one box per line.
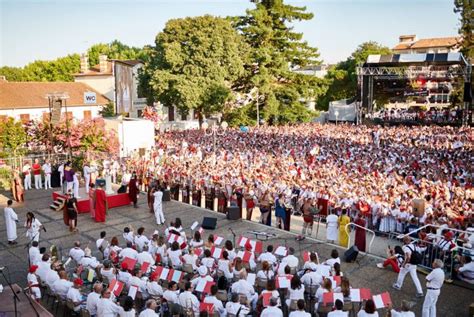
left=0, top=0, right=460, bottom=67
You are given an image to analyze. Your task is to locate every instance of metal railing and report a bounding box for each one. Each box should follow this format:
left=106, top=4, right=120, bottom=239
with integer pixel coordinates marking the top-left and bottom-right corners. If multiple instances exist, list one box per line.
left=345, top=222, right=376, bottom=254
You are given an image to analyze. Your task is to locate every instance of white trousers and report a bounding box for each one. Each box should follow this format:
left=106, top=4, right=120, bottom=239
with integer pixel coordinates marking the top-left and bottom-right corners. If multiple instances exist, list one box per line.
left=24, top=175, right=32, bottom=190
left=44, top=174, right=51, bottom=189
left=395, top=264, right=423, bottom=294
left=85, top=175, right=90, bottom=193
left=66, top=181, right=74, bottom=193
left=422, top=289, right=440, bottom=317
left=73, top=180, right=80, bottom=198
left=154, top=204, right=165, bottom=225
left=34, top=175, right=42, bottom=189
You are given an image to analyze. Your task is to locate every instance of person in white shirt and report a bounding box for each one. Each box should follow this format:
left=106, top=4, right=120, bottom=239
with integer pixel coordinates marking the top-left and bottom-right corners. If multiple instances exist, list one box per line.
left=100, top=260, right=117, bottom=282
left=225, top=293, right=249, bottom=316
left=67, top=278, right=85, bottom=312
left=28, top=241, right=41, bottom=266
left=97, top=288, right=121, bottom=317
left=27, top=265, right=41, bottom=301
left=139, top=299, right=159, bottom=317
left=392, top=237, right=423, bottom=297
left=258, top=245, right=277, bottom=266
left=261, top=297, right=283, bottom=317
left=286, top=275, right=305, bottom=306
left=326, top=210, right=338, bottom=242
left=119, top=242, right=139, bottom=260
left=178, top=282, right=200, bottom=317
left=123, top=227, right=135, bottom=245
left=137, top=245, right=154, bottom=267
left=146, top=271, right=163, bottom=297
left=257, top=261, right=275, bottom=281
left=328, top=299, right=348, bottom=317
left=191, top=266, right=213, bottom=287
left=231, top=270, right=257, bottom=308
left=58, top=162, right=65, bottom=187
left=4, top=200, right=19, bottom=244
left=204, top=285, right=226, bottom=317
left=45, top=268, right=60, bottom=288
left=25, top=212, right=42, bottom=242
left=289, top=299, right=311, bottom=317
left=279, top=248, right=299, bottom=274
left=69, top=241, right=85, bottom=263
left=457, top=255, right=474, bottom=284
left=422, top=259, right=445, bottom=317
left=183, top=247, right=199, bottom=271
left=163, top=282, right=179, bottom=303
left=80, top=248, right=101, bottom=271
left=52, top=270, right=73, bottom=299
left=134, top=227, right=150, bottom=252
left=301, top=266, right=323, bottom=290
left=153, top=188, right=165, bottom=225
left=167, top=242, right=183, bottom=269
left=323, top=249, right=341, bottom=268
left=96, top=231, right=108, bottom=253
left=36, top=254, right=51, bottom=281
left=357, top=299, right=379, bottom=317
left=86, top=283, right=102, bottom=317
left=217, top=251, right=234, bottom=279
left=23, top=162, right=32, bottom=190
left=42, top=160, right=52, bottom=190
left=118, top=262, right=133, bottom=287
left=83, top=162, right=93, bottom=193
left=388, top=301, right=415, bottom=317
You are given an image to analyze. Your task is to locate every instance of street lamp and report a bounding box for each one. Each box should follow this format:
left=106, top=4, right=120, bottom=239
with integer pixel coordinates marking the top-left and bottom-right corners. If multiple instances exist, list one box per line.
left=335, top=110, right=339, bottom=125
left=202, top=121, right=228, bottom=153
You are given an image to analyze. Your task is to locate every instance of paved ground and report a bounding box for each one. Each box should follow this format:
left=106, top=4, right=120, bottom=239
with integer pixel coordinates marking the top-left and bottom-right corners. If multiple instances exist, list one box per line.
left=0, top=188, right=472, bottom=316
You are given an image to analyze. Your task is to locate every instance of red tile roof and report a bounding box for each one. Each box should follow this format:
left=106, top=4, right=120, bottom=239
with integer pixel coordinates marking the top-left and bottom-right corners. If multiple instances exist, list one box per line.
left=393, top=36, right=461, bottom=51
left=0, top=81, right=110, bottom=110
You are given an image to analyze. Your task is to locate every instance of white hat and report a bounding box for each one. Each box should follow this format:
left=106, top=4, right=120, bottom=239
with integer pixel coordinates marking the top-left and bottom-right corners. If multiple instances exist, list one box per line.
left=198, top=266, right=207, bottom=276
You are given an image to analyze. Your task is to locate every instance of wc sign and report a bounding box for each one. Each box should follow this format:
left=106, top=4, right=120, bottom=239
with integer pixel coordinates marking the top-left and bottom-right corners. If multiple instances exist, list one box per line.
left=84, top=92, right=97, bottom=104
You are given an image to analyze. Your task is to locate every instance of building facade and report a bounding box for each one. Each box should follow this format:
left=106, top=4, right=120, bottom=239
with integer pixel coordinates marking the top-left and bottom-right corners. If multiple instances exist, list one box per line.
left=73, top=54, right=115, bottom=101
left=0, top=80, right=109, bottom=122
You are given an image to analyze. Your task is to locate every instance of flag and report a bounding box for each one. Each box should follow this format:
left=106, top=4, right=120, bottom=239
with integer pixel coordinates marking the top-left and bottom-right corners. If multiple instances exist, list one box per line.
left=160, top=267, right=170, bottom=280
left=169, top=269, right=184, bottom=283
left=373, top=292, right=392, bottom=309
left=196, top=280, right=215, bottom=294
left=276, top=276, right=291, bottom=288
left=236, top=250, right=251, bottom=263
left=167, top=233, right=180, bottom=243
left=262, top=292, right=272, bottom=307
left=274, top=246, right=287, bottom=257
left=238, top=237, right=262, bottom=253
left=213, top=235, right=224, bottom=245
left=194, top=247, right=203, bottom=257
left=140, top=262, right=151, bottom=274
left=322, top=292, right=344, bottom=305
left=303, top=251, right=311, bottom=262
left=200, top=302, right=214, bottom=314
left=329, top=276, right=341, bottom=288
left=108, top=279, right=124, bottom=297
left=349, top=288, right=371, bottom=302
left=211, top=247, right=223, bottom=259
left=122, top=257, right=137, bottom=271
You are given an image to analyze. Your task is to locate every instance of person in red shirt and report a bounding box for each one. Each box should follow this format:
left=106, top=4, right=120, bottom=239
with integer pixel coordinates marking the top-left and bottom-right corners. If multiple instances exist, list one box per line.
left=32, top=159, right=42, bottom=189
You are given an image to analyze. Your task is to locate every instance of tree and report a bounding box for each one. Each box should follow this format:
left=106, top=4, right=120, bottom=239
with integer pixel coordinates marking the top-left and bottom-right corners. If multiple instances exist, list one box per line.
left=139, top=15, right=248, bottom=123
left=233, top=0, right=325, bottom=124
left=318, top=41, right=391, bottom=110
left=99, top=102, right=116, bottom=117
left=454, top=0, right=473, bottom=59
left=0, top=118, right=28, bottom=157
left=87, top=40, right=147, bottom=67
left=0, top=66, right=25, bottom=81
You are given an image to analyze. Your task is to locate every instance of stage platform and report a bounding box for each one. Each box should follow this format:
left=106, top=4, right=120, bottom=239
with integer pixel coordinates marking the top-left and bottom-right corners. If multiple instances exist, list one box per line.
left=52, top=186, right=130, bottom=213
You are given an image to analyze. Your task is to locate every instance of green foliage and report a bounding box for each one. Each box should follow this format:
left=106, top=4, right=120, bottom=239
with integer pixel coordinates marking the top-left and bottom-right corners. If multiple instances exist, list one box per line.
left=318, top=41, right=391, bottom=110
left=233, top=0, right=324, bottom=124
left=0, top=166, right=13, bottom=190
left=454, top=0, right=473, bottom=59
left=140, top=15, right=248, bottom=120
left=0, top=118, right=28, bottom=157
left=87, top=40, right=147, bottom=67
left=0, top=66, right=26, bottom=81
left=99, top=102, right=116, bottom=117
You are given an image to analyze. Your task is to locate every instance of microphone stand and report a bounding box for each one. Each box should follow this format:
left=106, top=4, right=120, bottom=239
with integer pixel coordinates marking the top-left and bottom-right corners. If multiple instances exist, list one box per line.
left=0, top=268, right=21, bottom=317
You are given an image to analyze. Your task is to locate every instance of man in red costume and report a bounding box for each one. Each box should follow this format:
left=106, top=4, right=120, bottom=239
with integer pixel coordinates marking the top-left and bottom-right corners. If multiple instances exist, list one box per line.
left=95, top=184, right=108, bottom=222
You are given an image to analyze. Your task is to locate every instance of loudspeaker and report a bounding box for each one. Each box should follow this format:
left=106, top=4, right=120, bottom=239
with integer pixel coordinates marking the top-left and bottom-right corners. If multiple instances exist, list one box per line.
left=162, top=189, right=171, bottom=202
left=344, top=245, right=359, bottom=263
left=463, top=82, right=472, bottom=102
left=412, top=198, right=425, bottom=218
left=202, top=217, right=217, bottom=230
left=226, top=206, right=241, bottom=220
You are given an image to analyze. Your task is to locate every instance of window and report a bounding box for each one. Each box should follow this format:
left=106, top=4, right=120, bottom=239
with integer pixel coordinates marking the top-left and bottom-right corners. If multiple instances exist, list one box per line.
left=63, top=111, right=73, bottom=120
left=0, top=115, right=8, bottom=122
left=19, top=113, right=30, bottom=123
left=83, top=110, right=92, bottom=120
